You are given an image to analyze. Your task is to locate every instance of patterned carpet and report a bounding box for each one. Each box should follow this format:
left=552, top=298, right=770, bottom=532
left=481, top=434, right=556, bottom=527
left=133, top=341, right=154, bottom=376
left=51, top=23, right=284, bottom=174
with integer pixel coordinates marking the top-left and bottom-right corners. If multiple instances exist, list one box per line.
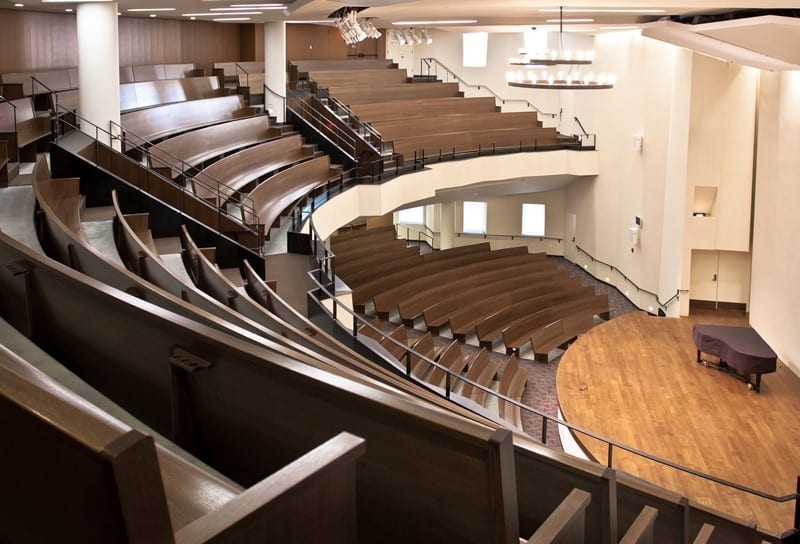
left=362, top=256, right=640, bottom=452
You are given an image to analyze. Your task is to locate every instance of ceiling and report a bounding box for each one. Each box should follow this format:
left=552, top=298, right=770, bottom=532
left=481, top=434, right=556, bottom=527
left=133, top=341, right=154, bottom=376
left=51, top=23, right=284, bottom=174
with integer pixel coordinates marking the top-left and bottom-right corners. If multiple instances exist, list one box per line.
left=4, top=0, right=800, bottom=31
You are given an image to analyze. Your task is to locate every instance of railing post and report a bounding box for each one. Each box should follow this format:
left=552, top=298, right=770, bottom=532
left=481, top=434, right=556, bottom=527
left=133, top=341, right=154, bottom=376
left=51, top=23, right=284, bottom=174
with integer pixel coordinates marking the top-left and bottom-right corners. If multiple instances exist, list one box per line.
left=795, top=476, right=800, bottom=531
left=405, top=351, right=411, bottom=376
left=445, top=371, right=451, bottom=399
left=607, top=444, right=614, bottom=468
left=541, top=416, right=548, bottom=444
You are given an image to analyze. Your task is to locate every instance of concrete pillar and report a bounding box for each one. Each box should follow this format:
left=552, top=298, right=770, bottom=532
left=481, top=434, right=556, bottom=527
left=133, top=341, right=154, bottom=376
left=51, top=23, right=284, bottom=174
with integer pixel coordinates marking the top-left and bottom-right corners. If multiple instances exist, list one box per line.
left=264, top=21, right=286, bottom=122
left=77, top=2, right=121, bottom=147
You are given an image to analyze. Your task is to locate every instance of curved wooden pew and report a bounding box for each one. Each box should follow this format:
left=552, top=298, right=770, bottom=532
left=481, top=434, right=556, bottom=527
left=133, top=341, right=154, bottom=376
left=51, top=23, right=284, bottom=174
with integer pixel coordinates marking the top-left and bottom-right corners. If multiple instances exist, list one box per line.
left=0, top=97, right=51, bottom=162
left=0, top=344, right=365, bottom=544
left=243, top=155, right=342, bottom=234
left=393, top=126, right=563, bottom=165
left=427, top=340, right=479, bottom=390
left=502, top=294, right=610, bottom=354
left=371, top=250, right=539, bottom=316
left=459, top=348, right=500, bottom=406
left=147, top=115, right=286, bottom=179
left=329, top=223, right=395, bottom=248
left=308, top=68, right=410, bottom=89
left=336, top=244, right=420, bottom=279
left=349, top=96, right=499, bottom=122
left=120, top=95, right=260, bottom=148
left=120, top=76, right=226, bottom=112
left=371, top=111, right=544, bottom=141
left=497, top=355, right=531, bottom=428
left=328, top=82, right=461, bottom=104
left=474, top=286, right=597, bottom=348
left=396, top=259, right=560, bottom=323
left=192, top=133, right=317, bottom=203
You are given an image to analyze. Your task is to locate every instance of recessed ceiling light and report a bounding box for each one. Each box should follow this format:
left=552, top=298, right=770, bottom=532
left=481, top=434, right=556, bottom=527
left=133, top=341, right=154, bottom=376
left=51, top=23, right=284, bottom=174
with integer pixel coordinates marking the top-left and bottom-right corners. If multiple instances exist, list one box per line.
left=286, top=20, right=333, bottom=24
left=13, top=2, right=23, bottom=6
left=127, top=8, right=176, bottom=12
left=230, top=3, right=284, bottom=6
left=213, top=17, right=251, bottom=21
left=190, top=16, right=196, bottom=20
left=209, top=7, right=270, bottom=11
left=184, top=11, right=262, bottom=16
left=546, top=18, right=594, bottom=23
left=65, top=8, right=72, bottom=11
left=150, top=14, right=157, bottom=17
left=539, top=8, right=665, bottom=14
left=393, top=20, right=477, bottom=26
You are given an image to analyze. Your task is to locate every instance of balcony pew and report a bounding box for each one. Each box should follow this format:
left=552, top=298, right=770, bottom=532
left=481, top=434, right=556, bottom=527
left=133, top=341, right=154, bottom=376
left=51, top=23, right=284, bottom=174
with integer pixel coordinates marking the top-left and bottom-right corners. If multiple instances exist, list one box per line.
left=120, top=94, right=261, bottom=150
left=371, top=111, right=544, bottom=141
left=213, top=61, right=265, bottom=86
left=191, top=133, right=318, bottom=203
left=497, top=355, right=531, bottom=428
left=393, top=126, right=563, bottom=166
left=531, top=312, right=597, bottom=362
left=0, top=97, right=52, bottom=162
left=119, top=76, right=227, bottom=113
left=242, top=155, right=343, bottom=236
left=329, top=224, right=397, bottom=254
left=0, top=345, right=366, bottom=544
left=329, top=82, right=462, bottom=105
left=147, top=115, right=287, bottom=180
left=525, top=489, right=592, bottom=544
left=289, top=59, right=396, bottom=83
left=502, top=295, right=610, bottom=354
left=308, top=68, right=410, bottom=89
left=447, top=276, right=582, bottom=341
left=349, top=96, right=499, bottom=122
left=619, top=506, right=658, bottom=544
left=474, top=286, right=597, bottom=348
left=378, top=324, right=412, bottom=361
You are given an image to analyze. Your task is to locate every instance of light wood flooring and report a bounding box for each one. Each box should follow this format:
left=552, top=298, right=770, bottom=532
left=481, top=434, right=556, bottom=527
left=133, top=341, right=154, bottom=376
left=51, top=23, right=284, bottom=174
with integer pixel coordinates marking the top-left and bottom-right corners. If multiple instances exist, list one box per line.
left=557, top=309, right=800, bottom=533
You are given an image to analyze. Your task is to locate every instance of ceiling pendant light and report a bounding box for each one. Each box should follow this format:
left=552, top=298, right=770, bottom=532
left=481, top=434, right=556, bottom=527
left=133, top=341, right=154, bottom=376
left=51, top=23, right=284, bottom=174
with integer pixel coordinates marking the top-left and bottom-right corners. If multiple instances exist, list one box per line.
left=507, top=6, right=614, bottom=90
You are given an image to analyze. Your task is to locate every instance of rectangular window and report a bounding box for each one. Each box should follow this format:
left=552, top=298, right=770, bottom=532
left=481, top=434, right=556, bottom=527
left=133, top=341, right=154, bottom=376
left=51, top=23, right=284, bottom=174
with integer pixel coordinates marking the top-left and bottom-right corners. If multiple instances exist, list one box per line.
left=463, top=32, right=488, bottom=68
left=463, top=201, right=487, bottom=234
left=522, top=203, right=546, bottom=236
left=398, top=206, right=424, bottom=224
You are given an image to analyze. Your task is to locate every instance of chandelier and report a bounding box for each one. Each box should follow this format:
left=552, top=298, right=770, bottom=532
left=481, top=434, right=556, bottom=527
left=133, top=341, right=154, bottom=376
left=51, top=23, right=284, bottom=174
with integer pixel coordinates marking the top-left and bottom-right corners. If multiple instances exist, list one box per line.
left=335, top=10, right=381, bottom=45
left=506, top=7, right=614, bottom=90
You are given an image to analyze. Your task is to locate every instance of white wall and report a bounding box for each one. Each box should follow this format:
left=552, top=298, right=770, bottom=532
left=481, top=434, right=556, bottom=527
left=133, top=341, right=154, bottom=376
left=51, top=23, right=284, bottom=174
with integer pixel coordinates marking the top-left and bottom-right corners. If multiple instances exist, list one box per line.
left=750, top=70, right=800, bottom=376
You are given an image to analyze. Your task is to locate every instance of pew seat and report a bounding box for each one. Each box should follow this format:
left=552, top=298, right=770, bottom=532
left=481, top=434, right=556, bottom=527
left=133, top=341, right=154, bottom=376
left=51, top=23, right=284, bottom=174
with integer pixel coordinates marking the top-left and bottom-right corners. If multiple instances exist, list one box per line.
left=498, top=355, right=531, bottom=428
left=0, top=343, right=366, bottom=543
left=428, top=340, right=478, bottom=390
left=459, top=349, right=500, bottom=406
left=0, top=97, right=52, bottom=162
left=349, top=96, right=499, bottom=122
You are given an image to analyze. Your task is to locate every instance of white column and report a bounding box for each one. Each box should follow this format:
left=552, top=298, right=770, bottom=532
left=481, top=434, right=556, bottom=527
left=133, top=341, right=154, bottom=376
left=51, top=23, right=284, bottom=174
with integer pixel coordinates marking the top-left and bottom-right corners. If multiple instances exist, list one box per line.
left=77, top=2, right=121, bottom=147
left=439, top=201, right=455, bottom=250
left=264, top=21, right=286, bottom=122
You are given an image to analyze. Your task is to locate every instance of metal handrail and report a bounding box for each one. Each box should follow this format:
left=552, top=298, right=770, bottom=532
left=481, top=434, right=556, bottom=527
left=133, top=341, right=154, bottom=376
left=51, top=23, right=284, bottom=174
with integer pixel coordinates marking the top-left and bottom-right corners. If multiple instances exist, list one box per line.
left=63, top=114, right=262, bottom=246
left=420, top=57, right=558, bottom=118
left=574, top=244, right=681, bottom=313
left=395, top=223, right=436, bottom=247
left=307, top=217, right=800, bottom=531
left=287, top=96, right=358, bottom=160
left=234, top=62, right=250, bottom=91
left=0, top=95, right=18, bottom=134
left=312, top=84, right=387, bottom=155
left=264, top=83, right=286, bottom=121
left=456, top=231, right=564, bottom=243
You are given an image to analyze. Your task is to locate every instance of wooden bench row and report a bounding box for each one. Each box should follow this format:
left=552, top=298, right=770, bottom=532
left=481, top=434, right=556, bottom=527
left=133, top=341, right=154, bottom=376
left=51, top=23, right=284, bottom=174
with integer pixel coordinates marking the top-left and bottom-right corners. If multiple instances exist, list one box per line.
left=120, top=94, right=261, bottom=149
left=119, top=76, right=227, bottom=112
left=147, top=114, right=288, bottom=180
left=329, top=81, right=462, bottom=105
left=371, top=111, right=544, bottom=141
left=349, top=96, right=500, bottom=123
left=192, top=133, right=318, bottom=203
left=120, top=63, right=203, bottom=84
left=0, top=343, right=365, bottom=543
left=288, top=58, right=396, bottom=84
left=0, top=96, right=52, bottom=162
left=308, top=68, right=410, bottom=91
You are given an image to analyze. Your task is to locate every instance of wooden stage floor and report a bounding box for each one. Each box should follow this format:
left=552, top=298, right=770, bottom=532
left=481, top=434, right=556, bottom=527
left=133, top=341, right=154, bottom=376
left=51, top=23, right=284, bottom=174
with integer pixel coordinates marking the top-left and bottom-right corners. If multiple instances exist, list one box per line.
left=557, top=309, right=800, bottom=533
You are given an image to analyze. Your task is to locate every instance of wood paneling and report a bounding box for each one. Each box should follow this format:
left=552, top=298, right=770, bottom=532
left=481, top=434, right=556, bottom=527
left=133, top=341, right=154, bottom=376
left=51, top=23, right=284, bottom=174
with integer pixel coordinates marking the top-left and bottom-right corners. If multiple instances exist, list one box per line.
left=0, top=9, right=78, bottom=73
left=0, top=10, right=240, bottom=76
left=286, top=23, right=385, bottom=62
left=557, top=309, right=800, bottom=533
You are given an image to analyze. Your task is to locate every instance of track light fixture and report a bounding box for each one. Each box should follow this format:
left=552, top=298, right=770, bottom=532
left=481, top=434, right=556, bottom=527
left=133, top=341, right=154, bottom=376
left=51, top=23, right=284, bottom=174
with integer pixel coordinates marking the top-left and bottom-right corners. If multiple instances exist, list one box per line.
left=335, top=10, right=381, bottom=45
left=390, top=28, right=432, bottom=46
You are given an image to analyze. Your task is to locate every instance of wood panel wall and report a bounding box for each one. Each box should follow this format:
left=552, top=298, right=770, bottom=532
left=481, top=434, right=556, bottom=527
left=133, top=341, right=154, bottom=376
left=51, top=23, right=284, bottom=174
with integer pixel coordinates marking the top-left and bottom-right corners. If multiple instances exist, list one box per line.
left=286, top=23, right=386, bottom=61
left=0, top=9, right=241, bottom=75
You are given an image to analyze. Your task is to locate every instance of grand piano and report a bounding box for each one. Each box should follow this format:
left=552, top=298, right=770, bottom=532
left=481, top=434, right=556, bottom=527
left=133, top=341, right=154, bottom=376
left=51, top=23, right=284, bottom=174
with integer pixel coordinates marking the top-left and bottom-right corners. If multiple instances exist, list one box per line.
left=692, top=324, right=777, bottom=392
